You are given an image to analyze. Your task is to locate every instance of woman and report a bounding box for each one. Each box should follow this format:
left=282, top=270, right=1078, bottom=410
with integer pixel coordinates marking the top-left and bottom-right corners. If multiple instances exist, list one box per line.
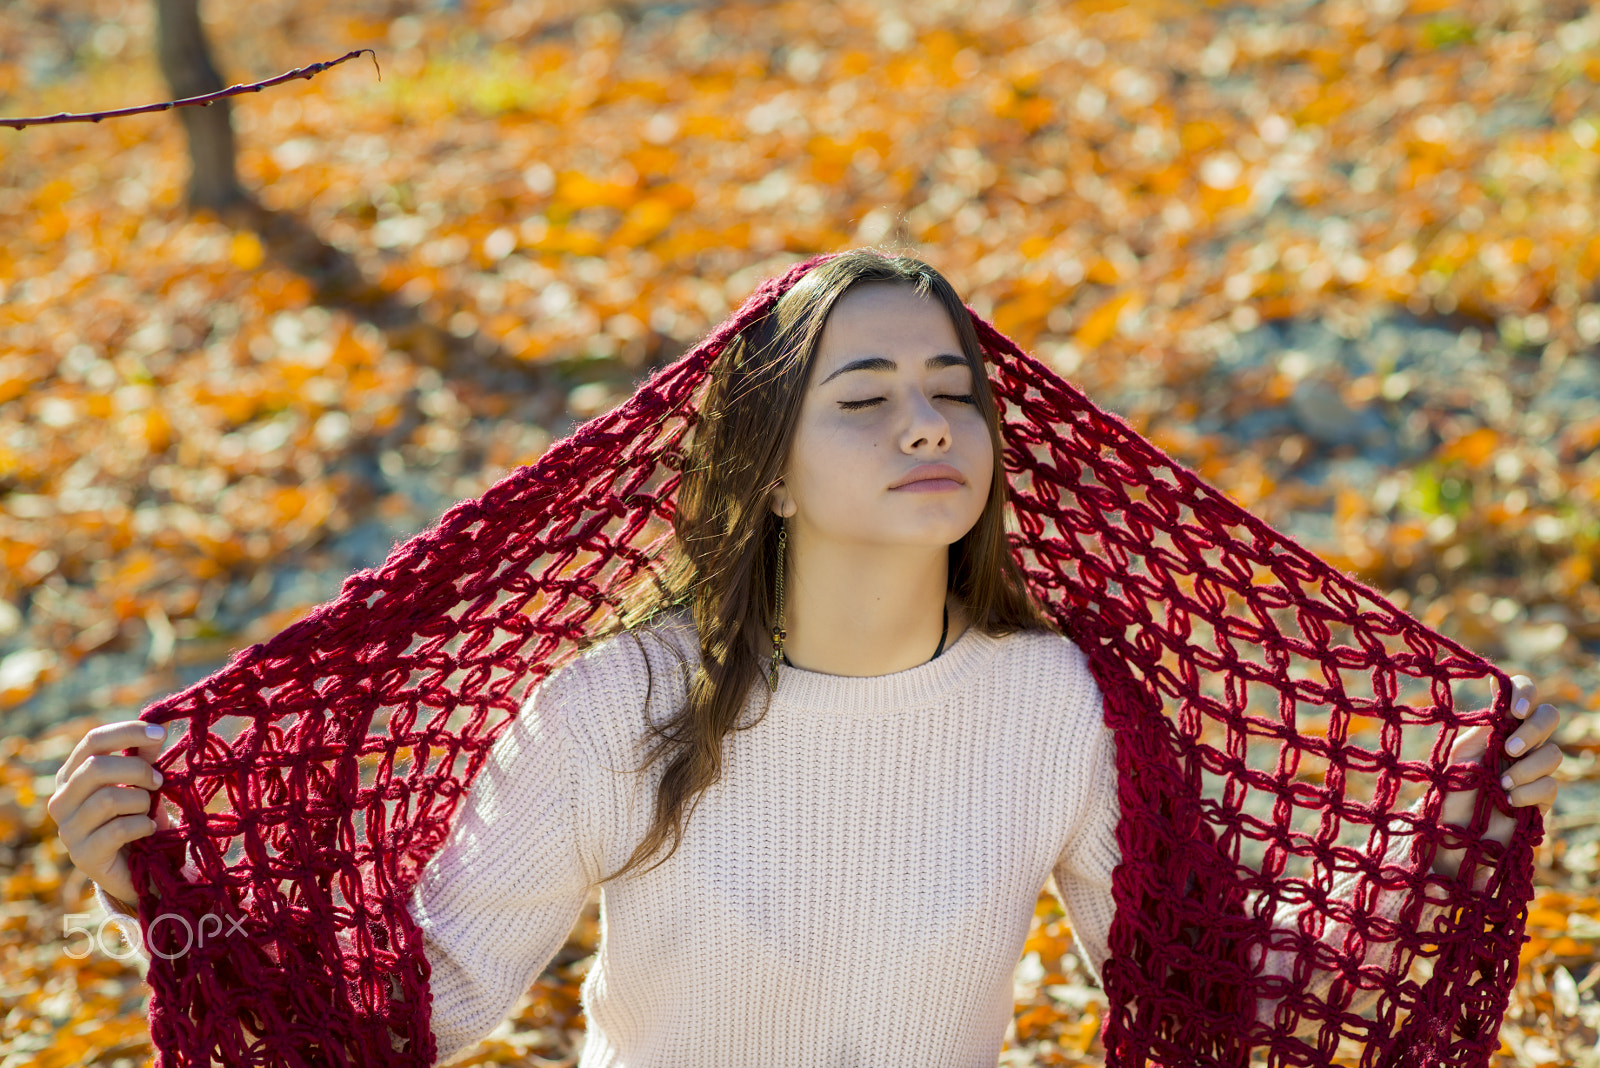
left=51, top=250, right=1565, bottom=1065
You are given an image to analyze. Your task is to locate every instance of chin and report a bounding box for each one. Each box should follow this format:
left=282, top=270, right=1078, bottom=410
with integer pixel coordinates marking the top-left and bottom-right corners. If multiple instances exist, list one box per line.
left=894, top=513, right=983, bottom=546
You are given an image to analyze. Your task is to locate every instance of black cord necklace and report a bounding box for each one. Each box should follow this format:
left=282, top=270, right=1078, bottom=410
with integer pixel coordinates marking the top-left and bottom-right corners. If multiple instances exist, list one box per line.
left=782, top=604, right=949, bottom=669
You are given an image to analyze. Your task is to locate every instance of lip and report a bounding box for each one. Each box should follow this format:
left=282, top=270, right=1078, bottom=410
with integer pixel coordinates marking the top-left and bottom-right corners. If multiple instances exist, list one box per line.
left=889, top=463, right=967, bottom=490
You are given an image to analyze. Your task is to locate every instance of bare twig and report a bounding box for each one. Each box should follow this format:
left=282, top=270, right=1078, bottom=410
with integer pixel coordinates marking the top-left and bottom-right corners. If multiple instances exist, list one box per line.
left=0, top=48, right=380, bottom=130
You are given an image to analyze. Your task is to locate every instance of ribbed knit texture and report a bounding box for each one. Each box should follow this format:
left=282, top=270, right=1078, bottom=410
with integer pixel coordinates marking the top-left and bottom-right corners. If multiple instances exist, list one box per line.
left=415, top=610, right=1117, bottom=1067
left=99, top=606, right=1441, bottom=1066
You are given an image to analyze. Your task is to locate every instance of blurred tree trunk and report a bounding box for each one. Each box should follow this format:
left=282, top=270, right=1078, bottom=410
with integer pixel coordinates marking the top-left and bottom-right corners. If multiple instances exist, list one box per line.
left=154, top=0, right=245, bottom=211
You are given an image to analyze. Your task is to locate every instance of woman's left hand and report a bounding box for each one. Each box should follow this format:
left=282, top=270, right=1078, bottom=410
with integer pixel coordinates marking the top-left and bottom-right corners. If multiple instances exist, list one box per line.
left=1432, top=673, right=1563, bottom=882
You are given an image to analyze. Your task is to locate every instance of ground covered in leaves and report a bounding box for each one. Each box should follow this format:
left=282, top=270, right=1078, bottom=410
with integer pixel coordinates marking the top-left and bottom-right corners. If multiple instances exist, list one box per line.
left=1, top=0, right=1599, bottom=1064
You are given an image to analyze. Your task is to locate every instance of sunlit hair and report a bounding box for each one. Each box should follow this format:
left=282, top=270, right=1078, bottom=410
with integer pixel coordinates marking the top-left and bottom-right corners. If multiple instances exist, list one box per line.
left=575, top=247, right=1061, bottom=884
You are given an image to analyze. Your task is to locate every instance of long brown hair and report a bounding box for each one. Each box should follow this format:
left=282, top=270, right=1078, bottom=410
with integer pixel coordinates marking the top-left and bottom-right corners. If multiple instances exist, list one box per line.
left=574, top=247, right=1060, bottom=885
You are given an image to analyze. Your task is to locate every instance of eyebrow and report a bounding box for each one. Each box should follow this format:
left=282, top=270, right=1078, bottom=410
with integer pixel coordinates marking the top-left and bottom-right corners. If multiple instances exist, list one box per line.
left=816, top=352, right=969, bottom=387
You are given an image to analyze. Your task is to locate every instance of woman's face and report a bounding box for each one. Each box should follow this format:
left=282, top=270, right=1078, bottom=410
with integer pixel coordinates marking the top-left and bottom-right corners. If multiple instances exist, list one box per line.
left=775, top=282, right=994, bottom=552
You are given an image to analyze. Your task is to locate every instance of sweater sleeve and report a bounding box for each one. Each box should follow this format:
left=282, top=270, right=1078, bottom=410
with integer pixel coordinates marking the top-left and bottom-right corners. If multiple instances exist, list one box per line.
left=94, top=854, right=196, bottom=975
left=1047, top=705, right=1122, bottom=985
left=93, top=881, right=151, bottom=975
left=1249, top=807, right=1452, bottom=1036
left=408, top=674, right=598, bottom=1065
left=91, top=676, right=596, bottom=1066
left=1045, top=701, right=1451, bottom=1040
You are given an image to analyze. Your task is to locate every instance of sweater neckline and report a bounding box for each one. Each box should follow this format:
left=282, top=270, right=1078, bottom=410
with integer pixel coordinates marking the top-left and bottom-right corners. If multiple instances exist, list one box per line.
left=768, top=622, right=1002, bottom=715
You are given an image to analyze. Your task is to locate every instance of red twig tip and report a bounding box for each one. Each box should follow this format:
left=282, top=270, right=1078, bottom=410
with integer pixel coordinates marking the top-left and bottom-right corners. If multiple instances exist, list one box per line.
left=0, top=48, right=380, bottom=130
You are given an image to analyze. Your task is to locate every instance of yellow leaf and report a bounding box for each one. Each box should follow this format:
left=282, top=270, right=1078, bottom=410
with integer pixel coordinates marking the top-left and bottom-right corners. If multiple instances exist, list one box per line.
left=145, top=409, right=172, bottom=454
left=1436, top=427, right=1498, bottom=468
left=613, top=197, right=678, bottom=245
left=1014, top=1003, right=1069, bottom=1042
left=1019, top=235, right=1051, bottom=260
left=1549, top=936, right=1589, bottom=956
left=231, top=232, right=265, bottom=270
left=1073, top=293, right=1140, bottom=350
left=1086, top=257, right=1123, bottom=285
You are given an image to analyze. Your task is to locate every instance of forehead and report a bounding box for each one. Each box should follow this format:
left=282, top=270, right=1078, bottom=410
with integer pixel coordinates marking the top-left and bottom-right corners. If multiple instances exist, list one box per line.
left=815, top=284, right=961, bottom=363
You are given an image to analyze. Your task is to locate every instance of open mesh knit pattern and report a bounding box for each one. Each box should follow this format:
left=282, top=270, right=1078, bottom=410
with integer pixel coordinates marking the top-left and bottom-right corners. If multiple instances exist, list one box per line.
left=119, top=250, right=1539, bottom=1067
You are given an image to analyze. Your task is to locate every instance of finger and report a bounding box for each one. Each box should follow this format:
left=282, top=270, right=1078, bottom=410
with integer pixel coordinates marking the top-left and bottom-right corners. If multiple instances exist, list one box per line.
left=1449, top=724, right=1491, bottom=762
left=1499, top=741, right=1563, bottom=789
left=54, top=721, right=167, bottom=794
left=48, top=752, right=164, bottom=828
left=76, top=812, right=160, bottom=877
left=57, top=784, right=157, bottom=851
left=1506, top=775, right=1558, bottom=810
left=1508, top=675, right=1536, bottom=719
left=1504, top=703, right=1561, bottom=758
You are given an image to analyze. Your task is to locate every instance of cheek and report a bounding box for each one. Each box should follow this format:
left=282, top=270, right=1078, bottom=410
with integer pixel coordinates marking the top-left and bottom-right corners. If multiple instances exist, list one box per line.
left=968, top=452, right=995, bottom=499
left=788, top=417, right=870, bottom=486
left=787, top=420, right=892, bottom=512
left=801, top=410, right=881, bottom=453
left=961, top=418, right=995, bottom=482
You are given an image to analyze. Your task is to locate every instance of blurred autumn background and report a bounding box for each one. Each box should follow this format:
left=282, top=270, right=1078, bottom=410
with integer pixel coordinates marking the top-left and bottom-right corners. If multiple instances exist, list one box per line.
left=3, top=0, right=1600, bottom=1062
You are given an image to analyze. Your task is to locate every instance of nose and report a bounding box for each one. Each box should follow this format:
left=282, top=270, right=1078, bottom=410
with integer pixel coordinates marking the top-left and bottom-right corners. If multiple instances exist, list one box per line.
left=900, top=389, right=951, bottom=452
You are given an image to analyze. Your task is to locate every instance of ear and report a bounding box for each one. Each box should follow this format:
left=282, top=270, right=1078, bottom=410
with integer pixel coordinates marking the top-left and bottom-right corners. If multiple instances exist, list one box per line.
left=769, top=481, right=794, bottom=518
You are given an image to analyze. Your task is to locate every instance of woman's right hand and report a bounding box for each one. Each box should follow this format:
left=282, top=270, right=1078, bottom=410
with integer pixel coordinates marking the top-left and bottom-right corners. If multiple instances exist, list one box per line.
left=47, top=720, right=173, bottom=909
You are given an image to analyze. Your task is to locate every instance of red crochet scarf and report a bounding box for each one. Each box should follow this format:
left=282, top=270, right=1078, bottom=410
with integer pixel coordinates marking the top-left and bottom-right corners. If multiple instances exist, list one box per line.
left=122, top=250, right=1537, bottom=1067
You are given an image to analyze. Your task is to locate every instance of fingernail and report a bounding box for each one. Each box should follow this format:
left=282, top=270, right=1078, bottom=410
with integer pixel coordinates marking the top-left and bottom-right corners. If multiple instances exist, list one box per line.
left=1506, top=737, right=1525, bottom=755
left=1500, top=774, right=1513, bottom=791
left=145, top=723, right=165, bottom=740
left=152, top=770, right=163, bottom=786
left=1513, top=698, right=1529, bottom=717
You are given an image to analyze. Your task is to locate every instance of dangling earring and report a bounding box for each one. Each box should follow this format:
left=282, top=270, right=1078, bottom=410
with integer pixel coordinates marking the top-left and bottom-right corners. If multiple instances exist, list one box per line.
left=768, top=516, right=787, bottom=690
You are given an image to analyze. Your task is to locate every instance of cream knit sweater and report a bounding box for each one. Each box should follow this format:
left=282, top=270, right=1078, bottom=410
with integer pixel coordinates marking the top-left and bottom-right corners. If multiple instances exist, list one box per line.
left=98, top=609, right=1440, bottom=1065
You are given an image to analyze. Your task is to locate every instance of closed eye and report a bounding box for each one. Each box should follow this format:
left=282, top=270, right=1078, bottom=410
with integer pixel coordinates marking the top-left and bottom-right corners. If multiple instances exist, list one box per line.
left=838, top=394, right=978, bottom=411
